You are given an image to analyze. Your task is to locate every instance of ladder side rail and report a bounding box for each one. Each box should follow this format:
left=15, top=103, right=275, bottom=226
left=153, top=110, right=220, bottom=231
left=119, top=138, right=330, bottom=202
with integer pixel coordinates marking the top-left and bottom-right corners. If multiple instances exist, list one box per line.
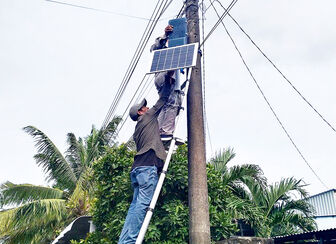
left=136, top=68, right=192, bottom=244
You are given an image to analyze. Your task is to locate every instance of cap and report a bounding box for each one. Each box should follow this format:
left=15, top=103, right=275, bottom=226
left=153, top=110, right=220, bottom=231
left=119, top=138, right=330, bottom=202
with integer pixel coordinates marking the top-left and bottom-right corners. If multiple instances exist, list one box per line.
left=129, top=98, right=147, bottom=121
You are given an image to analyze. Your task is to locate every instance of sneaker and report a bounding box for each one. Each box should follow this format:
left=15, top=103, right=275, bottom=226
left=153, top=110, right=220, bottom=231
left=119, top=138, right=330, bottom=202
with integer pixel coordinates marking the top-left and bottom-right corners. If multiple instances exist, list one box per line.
left=160, top=134, right=173, bottom=141
left=162, top=136, right=185, bottom=150
left=174, top=137, right=185, bottom=146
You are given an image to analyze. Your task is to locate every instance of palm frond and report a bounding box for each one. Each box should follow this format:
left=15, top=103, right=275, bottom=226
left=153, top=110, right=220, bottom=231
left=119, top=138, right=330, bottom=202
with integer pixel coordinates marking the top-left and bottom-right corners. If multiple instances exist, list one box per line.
left=209, top=147, right=236, bottom=173
left=68, top=166, right=95, bottom=216
left=23, top=126, right=77, bottom=191
left=85, top=127, right=100, bottom=165
left=270, top=211, right=316, bottom=236
left=226, top=194, right=264, bottom=225
left=223, top=164, right=267, bottom=187
left=278, top=199, right=315, bottom=217
left=245, top=181, right=268, bottom=210
left=1, top=210, right=67, bottom=244
left=66, top=133, right=86, bottom=179
left=84, top=117, right=122, bottom=166
left=0, top=208, right=15, bottom=236
left=264, top=177, right=307, bottom=217
left=0, top=199, right=67, bottom=235
left=99, top=116, right=122, bottom=147
left=0, top=181, right=64, bottom=207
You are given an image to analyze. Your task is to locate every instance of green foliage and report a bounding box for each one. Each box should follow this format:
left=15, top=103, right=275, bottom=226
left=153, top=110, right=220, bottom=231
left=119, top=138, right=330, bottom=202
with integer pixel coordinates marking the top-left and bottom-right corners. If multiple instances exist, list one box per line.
left=85, top=145, right=316, bottom=243
left=3, top=121, right=315, bottom=244
left=86, top=145, right=263, bottom=243
left=241, top=178, right=317, bottom=237
left=0, top=182, right=64, bottom=207
left=209, top=149, right=316, bottom=237
left=23, top=125, right=77, bottom=191
left=0, top=198, right=68, bottom=244
left=0, top=118, right=121, bottom=244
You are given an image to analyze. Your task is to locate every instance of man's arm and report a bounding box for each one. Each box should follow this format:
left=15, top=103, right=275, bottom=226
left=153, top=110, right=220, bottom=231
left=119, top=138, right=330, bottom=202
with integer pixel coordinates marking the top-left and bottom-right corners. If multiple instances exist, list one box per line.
left=150, top=25, right=173, bottom=52
left=147, top=73, right=173, bottom=116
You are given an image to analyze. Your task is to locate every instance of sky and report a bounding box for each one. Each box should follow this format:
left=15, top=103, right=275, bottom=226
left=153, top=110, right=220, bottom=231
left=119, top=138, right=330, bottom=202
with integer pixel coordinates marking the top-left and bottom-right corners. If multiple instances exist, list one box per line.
left=0, top=0, right=335, bottom=196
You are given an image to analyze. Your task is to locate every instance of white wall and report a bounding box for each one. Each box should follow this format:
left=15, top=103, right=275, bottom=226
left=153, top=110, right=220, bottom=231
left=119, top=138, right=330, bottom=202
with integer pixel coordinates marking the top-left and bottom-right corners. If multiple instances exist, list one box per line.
left=316, top=216, right=336, bottom=230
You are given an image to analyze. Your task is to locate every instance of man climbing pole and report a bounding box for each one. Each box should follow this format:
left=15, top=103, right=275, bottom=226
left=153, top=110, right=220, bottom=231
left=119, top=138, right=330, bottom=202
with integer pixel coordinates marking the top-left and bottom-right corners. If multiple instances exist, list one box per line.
left=151, top=25, right=183, bottom=145
left=118, top=72, right=174, bottom=244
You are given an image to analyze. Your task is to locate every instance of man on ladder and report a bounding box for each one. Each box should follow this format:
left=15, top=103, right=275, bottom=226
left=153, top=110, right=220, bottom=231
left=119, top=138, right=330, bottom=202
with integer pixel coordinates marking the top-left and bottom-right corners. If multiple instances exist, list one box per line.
left=151, top=25, right=184, bottom=146
left=118, top=69, right=174, bottom=243
left=119, top=23, right=193, bottom=243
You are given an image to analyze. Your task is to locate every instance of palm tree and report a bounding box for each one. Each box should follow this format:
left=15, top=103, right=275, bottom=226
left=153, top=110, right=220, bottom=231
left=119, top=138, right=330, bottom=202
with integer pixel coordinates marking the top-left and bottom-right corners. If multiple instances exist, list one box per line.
left=209, top=147, right=267, bottom=197
left=247, top=177, right=316, bottom=237
left=209, top=148, right=316, bottom=236
left=209, top=148, right=267, bottom=234
left=0, top=182, right=67, bottom=243
left=0, top=117, right=121, bottom=244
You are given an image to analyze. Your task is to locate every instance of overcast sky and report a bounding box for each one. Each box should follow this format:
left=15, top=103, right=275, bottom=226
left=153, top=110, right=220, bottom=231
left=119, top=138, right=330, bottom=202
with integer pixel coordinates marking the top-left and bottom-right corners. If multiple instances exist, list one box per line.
left=1, top=0, right=335, bottom=196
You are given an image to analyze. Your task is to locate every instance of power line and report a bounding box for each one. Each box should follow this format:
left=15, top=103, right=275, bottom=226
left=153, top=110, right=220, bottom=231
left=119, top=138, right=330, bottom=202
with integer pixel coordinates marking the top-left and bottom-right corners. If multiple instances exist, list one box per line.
left=103, top=0, right=186, bottom=135
left=117, top=74, right=154, bottom=134
left=46, top=0, right=175, bottom=132
left=101, top=0, right=171, bottom=129
left=45, top=0, right=151, bottom=20
left=213, top=0, right=336, bottom=134
left=117, top=1, right=184, bottom=134
left=135, top=75, right=154, bottom=104
left=102, top=0, right=165, bottom=128
left=143, top=81, right=156, bottom=100
left=103, top=0, right=172, bottom=128
left=46, top=0, right=171, bottom=131
left=176, top=1, right=186, bottom=18
left=200, top=0, right=214, bottom=156
left=210, top=2, right=328, bottom=189
left=200, top=0, right=238, bottom=47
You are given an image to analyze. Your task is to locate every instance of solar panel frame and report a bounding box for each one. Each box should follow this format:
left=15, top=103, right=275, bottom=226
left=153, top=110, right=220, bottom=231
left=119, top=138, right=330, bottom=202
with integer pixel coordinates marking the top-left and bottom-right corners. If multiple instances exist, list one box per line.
left=148, top=43, right=199, bottom=74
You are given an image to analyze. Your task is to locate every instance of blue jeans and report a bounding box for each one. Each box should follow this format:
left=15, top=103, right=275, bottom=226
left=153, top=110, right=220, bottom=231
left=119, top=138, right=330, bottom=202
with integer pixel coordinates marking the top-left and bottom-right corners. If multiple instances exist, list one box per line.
left=118, top=166, right=158, bottom=244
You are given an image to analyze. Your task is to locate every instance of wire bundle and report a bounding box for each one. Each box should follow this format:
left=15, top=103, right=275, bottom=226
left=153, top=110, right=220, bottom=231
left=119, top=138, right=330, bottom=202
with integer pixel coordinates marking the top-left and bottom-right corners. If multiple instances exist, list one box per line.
left=101, top=0, right=174, bottom=130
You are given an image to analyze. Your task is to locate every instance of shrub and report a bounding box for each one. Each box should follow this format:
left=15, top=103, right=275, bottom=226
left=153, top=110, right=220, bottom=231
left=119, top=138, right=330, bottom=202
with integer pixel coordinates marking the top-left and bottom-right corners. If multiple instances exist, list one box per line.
left=86, top=144, right=238, bottom=243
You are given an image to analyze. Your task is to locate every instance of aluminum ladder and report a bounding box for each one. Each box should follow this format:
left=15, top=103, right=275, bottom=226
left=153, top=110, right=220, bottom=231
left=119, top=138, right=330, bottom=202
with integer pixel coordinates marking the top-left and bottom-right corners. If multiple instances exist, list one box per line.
left=135, top=68, right=192, bottom=244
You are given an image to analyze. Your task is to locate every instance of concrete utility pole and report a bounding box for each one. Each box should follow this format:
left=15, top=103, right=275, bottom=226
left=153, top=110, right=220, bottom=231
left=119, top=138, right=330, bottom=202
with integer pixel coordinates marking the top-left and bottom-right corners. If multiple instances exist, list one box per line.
left=185, top=0, right=211, bottom=243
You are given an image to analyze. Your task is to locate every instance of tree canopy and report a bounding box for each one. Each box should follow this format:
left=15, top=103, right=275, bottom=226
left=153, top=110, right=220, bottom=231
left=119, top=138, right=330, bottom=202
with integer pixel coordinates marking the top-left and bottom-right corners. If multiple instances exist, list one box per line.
left=83, top=145, right=316, bottom=243
left=0, top=121, right=316, bottom=243
left=0, top=117, right=121, bottom=244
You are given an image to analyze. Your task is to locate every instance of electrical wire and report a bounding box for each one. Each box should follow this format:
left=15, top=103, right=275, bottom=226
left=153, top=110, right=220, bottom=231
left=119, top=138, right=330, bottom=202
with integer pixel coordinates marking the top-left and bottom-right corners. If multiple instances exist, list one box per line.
left=135, top=75, right=154, bottom=103
left=101, top=0, right=171, bottom=129
left=144, top=82, right=156, bottom=99
left=200, top=0, right=214, bottom=156
left=176, top=2, right=186, bottom=18
left=201, top=0, right=207, bottom=147
left=45, top=0, right=151, bottom=20
left=200, top=0, right=238, bottom=47
left=102, top=0, right=165, bottom=128
left=105, top=0, right=187, bottom=136
left=106, top=0, right=171, bottom=125
left=46, top=0, right=174, bottom=133
left=213, top=0, right=336, bottom=134
left=116, top=74, right=154, bottom=134
left=161, top=0, right=174, bottom=17
left=210, top=2, right=328, bottom=189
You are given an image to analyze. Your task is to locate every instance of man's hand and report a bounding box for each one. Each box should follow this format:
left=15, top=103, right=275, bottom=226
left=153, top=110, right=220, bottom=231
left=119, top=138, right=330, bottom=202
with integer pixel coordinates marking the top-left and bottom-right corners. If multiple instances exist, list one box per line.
left=164, top=25, right=174, bottom=36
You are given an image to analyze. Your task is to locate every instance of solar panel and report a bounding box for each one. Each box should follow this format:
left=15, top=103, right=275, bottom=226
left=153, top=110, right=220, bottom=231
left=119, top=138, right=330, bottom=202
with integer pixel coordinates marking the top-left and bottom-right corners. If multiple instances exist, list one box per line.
left=149, top=43, right=198, bottom=73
